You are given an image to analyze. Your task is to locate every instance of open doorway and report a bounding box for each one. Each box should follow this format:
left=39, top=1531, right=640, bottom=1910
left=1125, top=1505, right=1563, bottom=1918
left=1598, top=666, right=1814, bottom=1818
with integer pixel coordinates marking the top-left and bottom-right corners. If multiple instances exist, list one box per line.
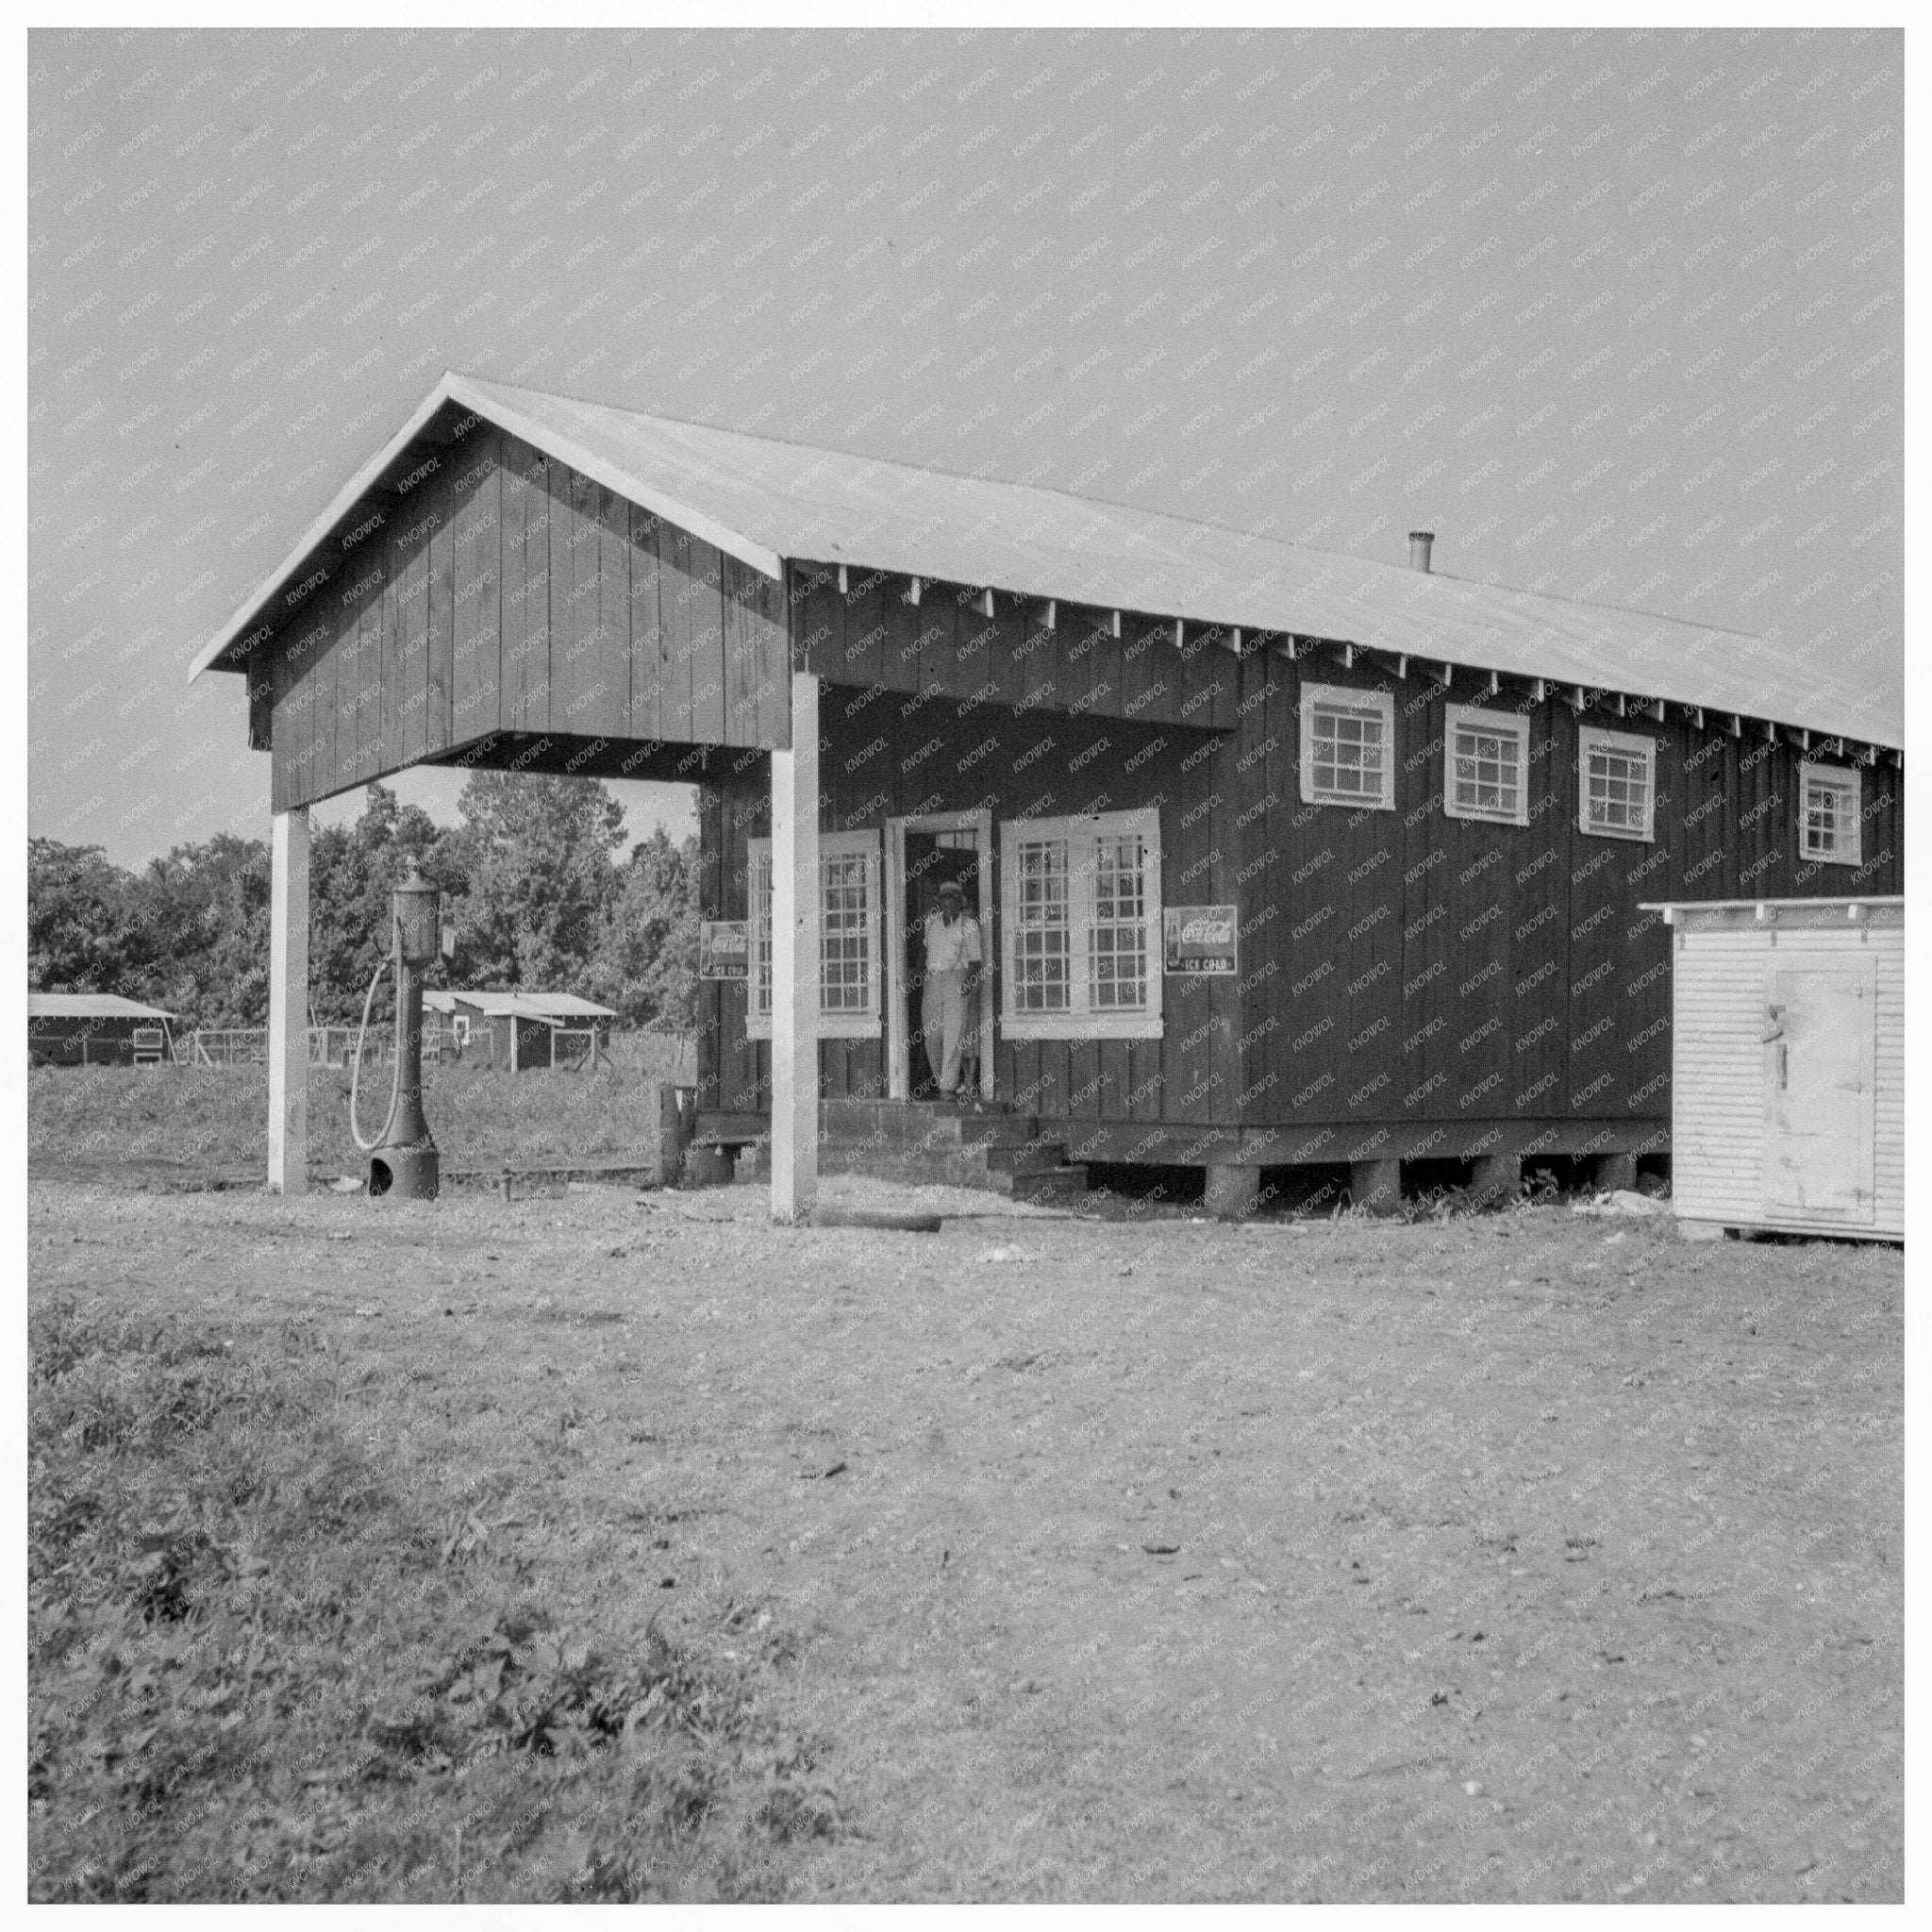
left=886, top=810, right=995, bottom=1102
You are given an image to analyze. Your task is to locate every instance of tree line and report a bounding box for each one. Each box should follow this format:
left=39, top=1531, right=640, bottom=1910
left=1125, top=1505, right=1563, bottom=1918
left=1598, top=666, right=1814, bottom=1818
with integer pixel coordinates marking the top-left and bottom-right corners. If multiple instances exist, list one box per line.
left=27, top=774, right=699, bottom=1035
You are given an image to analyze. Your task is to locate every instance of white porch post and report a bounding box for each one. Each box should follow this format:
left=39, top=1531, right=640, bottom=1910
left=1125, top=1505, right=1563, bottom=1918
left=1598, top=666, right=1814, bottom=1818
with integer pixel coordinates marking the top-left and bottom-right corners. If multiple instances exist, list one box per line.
left=770, top=670, right=821, bottom=1223
left=267, top=806, right=310, bottom=1195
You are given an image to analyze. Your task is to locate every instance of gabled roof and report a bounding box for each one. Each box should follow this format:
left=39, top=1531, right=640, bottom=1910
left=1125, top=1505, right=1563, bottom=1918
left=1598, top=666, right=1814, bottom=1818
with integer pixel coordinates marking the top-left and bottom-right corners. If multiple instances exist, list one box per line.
left=424, top=989, right=616, bottom=1021
left=193, top=371, right=1900, bottom=748
left=28, top=992, right=175, bottom=1020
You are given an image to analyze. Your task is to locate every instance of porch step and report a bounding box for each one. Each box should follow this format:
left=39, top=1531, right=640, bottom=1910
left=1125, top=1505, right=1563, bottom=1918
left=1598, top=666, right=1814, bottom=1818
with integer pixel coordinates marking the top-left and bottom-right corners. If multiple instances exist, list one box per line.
left=727, top=1100, right=1089, bottom=1202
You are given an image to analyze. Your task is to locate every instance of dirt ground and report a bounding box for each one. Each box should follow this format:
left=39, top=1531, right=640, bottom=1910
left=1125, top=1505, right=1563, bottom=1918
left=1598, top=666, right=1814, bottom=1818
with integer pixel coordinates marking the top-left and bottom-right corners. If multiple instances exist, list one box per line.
left=27, top=1172, right=1903, bottom=1903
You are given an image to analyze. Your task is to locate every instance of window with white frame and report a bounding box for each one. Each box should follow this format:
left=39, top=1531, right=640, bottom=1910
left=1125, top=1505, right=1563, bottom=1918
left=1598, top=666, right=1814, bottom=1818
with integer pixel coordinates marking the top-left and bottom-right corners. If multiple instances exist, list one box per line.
left=1000, top=808, right=1163, bottom=1039
left=1799, top=760, right=1861, bottom=867
left=1299, top=681, right=1396, bottom=810
left=1443, top=703, right=1530, bottom=825
left=745, top=830, right=882, bottom=1038
left=1577, top=725, right=1656, bottom=841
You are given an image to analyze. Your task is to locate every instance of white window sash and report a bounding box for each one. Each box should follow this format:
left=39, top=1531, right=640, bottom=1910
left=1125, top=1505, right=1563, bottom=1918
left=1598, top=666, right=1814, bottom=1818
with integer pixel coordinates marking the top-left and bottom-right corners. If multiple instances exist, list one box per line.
left=746, top=830, right=881, bottom=1039
left=1576, top=724, right=1657, bottom=843
left=1299, top=680, right=1396, bottom=811
left=1000, top=808, right=1164, bottom=1041
left=1442, top=702, right=1530, bottom=826
left=1797, top=759, right=1862, bottom=867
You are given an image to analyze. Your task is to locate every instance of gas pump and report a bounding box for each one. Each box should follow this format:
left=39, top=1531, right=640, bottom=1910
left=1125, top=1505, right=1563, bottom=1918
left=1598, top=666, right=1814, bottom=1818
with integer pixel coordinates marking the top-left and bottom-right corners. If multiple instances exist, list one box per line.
left=350, top=867, right=444, bottom=1199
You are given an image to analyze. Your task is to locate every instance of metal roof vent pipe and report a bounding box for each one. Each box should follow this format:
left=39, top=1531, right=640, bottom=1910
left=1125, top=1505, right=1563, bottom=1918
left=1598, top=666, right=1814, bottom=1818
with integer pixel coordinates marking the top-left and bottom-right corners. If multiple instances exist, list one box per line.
left=1408, top=530, right=1434, bottom=573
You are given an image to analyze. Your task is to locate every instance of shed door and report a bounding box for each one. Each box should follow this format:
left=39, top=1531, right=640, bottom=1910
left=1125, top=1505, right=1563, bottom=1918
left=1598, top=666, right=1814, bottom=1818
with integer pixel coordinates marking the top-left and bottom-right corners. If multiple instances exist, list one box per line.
left=1763, top=962, right=1876, bottom=1224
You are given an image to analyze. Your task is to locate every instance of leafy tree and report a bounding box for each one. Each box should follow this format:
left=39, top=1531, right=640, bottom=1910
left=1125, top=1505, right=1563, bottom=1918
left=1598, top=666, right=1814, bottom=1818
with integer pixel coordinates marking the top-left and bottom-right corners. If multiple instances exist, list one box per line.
left=25, top=772, right=705, bottom=1036
left=452, top=772, right=625, bottom=992
left=26, top=840, right=144, bottom=993
left=590, top=827, right=700, bottom=1032
left=132, top=834, right=273, bottom=1025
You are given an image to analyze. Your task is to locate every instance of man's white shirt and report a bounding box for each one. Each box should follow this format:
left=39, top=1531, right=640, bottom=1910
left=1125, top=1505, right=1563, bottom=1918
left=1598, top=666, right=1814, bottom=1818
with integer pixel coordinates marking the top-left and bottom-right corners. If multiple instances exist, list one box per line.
left=924, top=911, right=983, bottom=974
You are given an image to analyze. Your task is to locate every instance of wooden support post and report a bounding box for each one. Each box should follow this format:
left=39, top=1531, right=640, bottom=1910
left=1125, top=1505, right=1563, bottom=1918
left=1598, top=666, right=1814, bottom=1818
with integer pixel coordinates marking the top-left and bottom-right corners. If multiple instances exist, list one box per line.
left=1469, top=1154, right=1521, bottom=1208
left=655, top=1084, right=692, bottom=1188
left=1204, top=1163, right=1261, bottom=1221
left=771, top=670, right=821, bottom=1223
left=267, top=807, right=309, bottom=1196
left=1349, top=1158, right=1402, bottom=1216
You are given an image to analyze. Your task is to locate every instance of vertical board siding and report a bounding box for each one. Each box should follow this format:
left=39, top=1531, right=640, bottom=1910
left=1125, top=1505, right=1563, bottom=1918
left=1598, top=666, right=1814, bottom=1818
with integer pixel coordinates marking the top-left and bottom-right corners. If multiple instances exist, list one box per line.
left=396, top=508, right=432, bottom=765
left=378, top=525, right=406, bottom=777
left=449, top=430, right=502, bottom=749
left=355, top=537, right=381, bottom=787
left=626, top=506, right=665, bottom=743
left=546, top=461, right=595, bottom=739
left=591, top=485, right=635, bottom=742
left=657, top=523, right=699, bottom=745
left=261, top=439, right=800, bottom=808
left=425, top=488, right=455, bottom=757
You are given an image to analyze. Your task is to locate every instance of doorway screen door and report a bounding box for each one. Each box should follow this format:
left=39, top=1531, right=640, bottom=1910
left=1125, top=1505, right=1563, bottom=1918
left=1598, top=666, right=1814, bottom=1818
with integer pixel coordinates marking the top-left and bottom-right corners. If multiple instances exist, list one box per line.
left=885, top=810, right=996, bottom=1101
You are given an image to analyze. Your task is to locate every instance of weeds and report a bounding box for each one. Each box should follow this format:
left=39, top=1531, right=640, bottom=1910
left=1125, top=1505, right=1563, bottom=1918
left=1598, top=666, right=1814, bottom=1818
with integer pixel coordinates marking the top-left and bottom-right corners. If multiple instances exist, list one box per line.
left=29, top=1045, right=691, bottom=1182
left=28, top=1296, right=838, bottom=1902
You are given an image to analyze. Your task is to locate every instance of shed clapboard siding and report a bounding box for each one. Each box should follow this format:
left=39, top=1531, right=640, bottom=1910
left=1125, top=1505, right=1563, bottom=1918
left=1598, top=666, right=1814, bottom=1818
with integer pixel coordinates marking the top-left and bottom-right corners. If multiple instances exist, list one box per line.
left=1668, top=908, right=1903, bottom=1238
left=260, top=425, right=789, bottom=811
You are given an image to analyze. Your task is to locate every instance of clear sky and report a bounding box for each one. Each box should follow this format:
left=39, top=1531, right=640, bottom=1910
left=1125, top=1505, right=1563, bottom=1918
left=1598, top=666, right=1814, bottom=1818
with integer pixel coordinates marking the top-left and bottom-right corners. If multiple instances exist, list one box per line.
left=27, top=25, right=1902, bottom=867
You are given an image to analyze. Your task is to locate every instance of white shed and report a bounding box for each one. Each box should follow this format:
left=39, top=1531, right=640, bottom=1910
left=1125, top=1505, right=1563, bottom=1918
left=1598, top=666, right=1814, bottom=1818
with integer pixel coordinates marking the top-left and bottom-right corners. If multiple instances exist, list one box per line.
left=1647, top=896, right=1904, bottom=1242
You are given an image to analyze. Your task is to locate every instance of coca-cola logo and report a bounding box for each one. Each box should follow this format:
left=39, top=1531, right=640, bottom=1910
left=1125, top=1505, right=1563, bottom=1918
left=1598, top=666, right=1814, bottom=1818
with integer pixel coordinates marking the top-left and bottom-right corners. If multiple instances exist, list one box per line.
left=1179, top=918, right=1233, bottom=946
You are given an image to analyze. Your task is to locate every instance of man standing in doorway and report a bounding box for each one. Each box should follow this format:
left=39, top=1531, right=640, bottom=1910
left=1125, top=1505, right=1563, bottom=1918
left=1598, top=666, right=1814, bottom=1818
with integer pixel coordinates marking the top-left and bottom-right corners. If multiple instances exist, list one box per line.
left=922, top=878, right=982, bottom=1099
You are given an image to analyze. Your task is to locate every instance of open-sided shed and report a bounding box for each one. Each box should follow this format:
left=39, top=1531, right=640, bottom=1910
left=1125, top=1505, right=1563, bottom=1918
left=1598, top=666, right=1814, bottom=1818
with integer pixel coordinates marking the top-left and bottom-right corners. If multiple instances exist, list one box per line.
left=423, top=990, right=616, bottom=1070
left=28, top=993, right=176, bottom=1068
left=192, top=372, right=1904, bottom=1215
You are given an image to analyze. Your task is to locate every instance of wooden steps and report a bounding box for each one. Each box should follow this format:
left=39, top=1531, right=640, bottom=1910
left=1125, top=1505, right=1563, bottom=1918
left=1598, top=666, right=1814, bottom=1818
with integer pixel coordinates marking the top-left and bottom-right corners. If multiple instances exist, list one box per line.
left=730, top=1099, right=1088, bottom=1202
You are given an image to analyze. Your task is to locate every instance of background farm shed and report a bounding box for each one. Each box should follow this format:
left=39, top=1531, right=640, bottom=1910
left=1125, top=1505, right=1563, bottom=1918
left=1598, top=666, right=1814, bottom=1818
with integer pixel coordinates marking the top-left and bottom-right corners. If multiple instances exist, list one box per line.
left=1655, top=897, right=1903, bottom=1241
left=27, top=994, right=175, bottom=1068
left=195, top=373, right=1904, bottom=1209
left=424, top=990, right=617, bottom=1071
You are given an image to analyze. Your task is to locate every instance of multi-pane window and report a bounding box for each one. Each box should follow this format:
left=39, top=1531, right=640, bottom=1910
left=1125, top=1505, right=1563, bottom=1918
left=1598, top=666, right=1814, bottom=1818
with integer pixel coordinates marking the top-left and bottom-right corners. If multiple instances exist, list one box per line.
left=1799, top=760, right=1861, bottom=867
left=1090, top=835, right=1149, bottom=1009
left=1000, top=808, right=1162, bottom=1040
left=1443, top=703, right=1530, bottom=826
left=1577, top=725, right=1656, bottom=842
left=820, top=848, right=873, bottom=1011
left=745, top=830, right=881, bottom=1038
left=1012, top=837, right=1071, bottom=1013
left=1299, top=682, right=1396, bottom=809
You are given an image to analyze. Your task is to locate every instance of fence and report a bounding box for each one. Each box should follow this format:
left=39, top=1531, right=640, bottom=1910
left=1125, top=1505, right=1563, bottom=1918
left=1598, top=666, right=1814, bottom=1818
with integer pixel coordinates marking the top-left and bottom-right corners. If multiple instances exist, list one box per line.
left=167, top=1022, right=696, bottom=1075
left=181, top=1022, right=455, bottom=1070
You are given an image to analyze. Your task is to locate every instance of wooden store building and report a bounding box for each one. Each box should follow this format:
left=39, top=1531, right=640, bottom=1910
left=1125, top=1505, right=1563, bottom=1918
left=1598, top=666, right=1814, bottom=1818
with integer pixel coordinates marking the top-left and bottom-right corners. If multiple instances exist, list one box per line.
left=192, top=372, right=1905, bottom=1214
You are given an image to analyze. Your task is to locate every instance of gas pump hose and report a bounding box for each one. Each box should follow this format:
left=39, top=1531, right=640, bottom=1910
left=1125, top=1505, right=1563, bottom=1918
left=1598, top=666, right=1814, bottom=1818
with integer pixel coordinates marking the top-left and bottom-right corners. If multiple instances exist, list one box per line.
left=349, top=956, right=405, bottom=1154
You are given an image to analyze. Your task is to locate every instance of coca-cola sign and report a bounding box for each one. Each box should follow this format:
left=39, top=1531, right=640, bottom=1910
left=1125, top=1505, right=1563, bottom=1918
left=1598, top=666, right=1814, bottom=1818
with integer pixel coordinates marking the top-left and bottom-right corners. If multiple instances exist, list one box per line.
left=1162, top=905, right=1239, bottom=976
left=699, top=920, right=750, bottom=981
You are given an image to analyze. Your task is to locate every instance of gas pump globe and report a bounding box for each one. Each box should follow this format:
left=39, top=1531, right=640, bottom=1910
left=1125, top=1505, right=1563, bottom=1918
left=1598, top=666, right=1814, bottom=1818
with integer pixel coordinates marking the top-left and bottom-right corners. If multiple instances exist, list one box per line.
left=394, top=869, right=441, bottom=971
left=355, top=866, right=441, bottom=1200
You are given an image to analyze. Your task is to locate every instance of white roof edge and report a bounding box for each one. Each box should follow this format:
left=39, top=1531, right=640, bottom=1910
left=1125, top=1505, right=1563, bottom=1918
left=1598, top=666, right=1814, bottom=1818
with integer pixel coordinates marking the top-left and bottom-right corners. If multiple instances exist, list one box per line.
left=1639, top=894, right=1905, bottom=911
left=188, top=373, right=463, bottom=681
left=446, top=375, right=785, bottom=585
left=188, top=372, right=785, bottom=684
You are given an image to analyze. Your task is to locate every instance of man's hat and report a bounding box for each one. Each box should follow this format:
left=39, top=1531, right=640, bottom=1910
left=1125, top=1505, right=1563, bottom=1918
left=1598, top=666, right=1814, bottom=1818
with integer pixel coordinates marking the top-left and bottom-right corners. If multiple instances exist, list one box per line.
left=937, top=879, right=966, bottom=901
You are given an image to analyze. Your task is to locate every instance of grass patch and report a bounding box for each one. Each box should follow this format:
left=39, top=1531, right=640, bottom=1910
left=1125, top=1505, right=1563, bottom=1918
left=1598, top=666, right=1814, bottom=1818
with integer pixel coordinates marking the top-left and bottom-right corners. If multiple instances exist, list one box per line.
left=28, top=1035, right=692, bottom=1181
left=27, top=1294, right=838, bottom=1902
